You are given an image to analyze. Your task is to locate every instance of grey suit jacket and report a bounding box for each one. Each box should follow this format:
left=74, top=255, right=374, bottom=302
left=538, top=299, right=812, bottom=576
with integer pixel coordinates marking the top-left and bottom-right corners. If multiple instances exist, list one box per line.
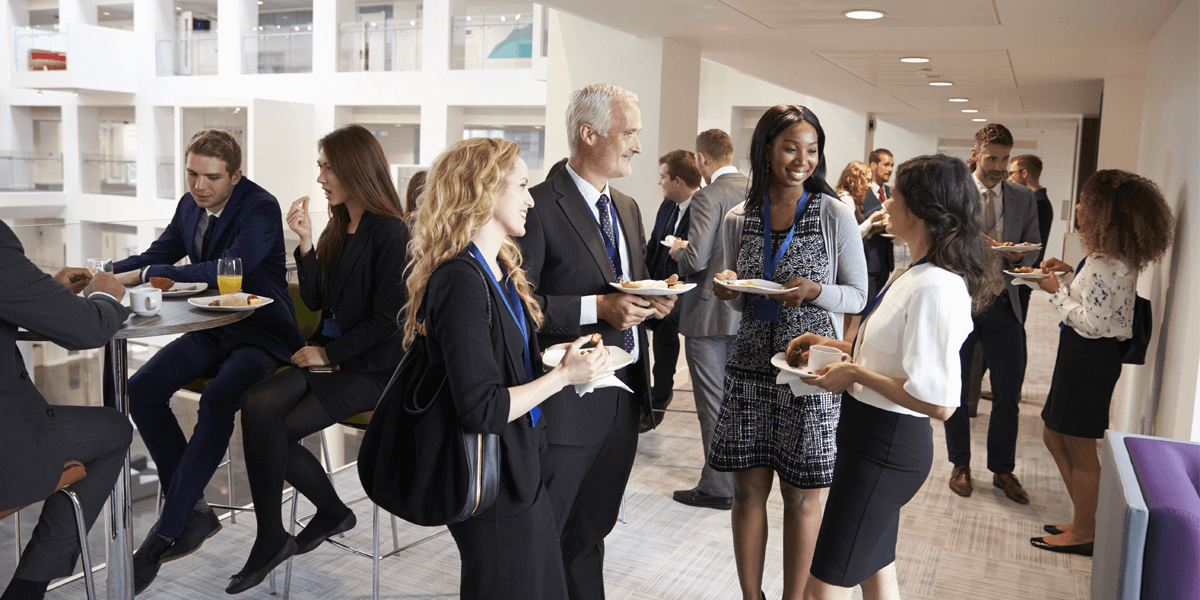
left=0, top=221, right=127, bottom=511
left=676, top=171, right=748, bottom=338
left=995, top=180, right=1042, bottom=321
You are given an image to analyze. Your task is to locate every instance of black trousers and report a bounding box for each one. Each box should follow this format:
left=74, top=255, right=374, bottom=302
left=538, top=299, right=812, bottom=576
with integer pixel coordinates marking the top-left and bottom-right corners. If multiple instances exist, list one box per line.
left=649, top=303, right=681, bottom=407
left=540, top=390, right=640, bottom=600
left=944, top=295, right=1026, bottom=474
left=14, top=406, right=132, bottom=581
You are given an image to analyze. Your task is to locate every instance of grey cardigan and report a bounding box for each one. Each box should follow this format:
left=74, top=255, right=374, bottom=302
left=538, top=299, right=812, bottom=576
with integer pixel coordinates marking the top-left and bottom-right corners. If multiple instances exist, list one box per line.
left=718, top=192, right=869, bottom=340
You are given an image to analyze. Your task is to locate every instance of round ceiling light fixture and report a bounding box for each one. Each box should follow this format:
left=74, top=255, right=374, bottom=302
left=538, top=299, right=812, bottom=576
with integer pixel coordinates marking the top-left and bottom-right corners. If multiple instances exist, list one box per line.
left=844, top=10, right=885, bottom=20
left=900, top=57, right=929, bottom=63
left=929, top=81, right=953, bottom=87
left=961, top=109, right=978, bottom=113
left=972, top=118, right=987, bottom=122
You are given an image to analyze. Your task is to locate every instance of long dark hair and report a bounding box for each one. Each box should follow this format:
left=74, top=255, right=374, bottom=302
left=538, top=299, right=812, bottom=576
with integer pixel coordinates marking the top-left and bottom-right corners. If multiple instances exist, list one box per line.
left=745, top=105, right=837, bottom=212
left=316, top=124, right=406, bottom=295
left=892, top=154, right=1002, bottom=313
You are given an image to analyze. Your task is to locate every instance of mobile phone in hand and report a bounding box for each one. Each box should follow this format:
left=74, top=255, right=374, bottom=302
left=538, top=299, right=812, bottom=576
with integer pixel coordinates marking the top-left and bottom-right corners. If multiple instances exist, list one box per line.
left=308, top=366, right=335, bottom=374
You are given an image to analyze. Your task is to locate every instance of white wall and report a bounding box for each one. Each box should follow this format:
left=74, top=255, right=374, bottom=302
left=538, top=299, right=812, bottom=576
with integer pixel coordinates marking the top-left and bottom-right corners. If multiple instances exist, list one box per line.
left=871, top=119, right=938, bottom=166
left=1112, top=0, right=1200, bottom=441
left=1097, top=75, right=1147, bottom=172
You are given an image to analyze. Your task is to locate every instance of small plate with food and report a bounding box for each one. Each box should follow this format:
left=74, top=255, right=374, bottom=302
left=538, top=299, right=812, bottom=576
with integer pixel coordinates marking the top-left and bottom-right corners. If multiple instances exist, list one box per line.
left=661, top=235, right=688, bottom=249
left=1004, top=267, right=1051, bottom=280
left=542, top=344, right=634, bottom=381
left=713, top=278, right=798, bottom=296
left=610, top=275, right=695, bottom=296
left=138, top=278, right=209, bottom=297
left=770, top=352, right=818, bottom=379
left=991, top=242, right=1042, bottom=253
left=188, top=293, right=274, bottom=311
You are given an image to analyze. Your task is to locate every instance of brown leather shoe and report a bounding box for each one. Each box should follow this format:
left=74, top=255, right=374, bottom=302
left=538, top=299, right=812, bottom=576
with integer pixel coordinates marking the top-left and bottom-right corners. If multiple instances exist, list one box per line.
left=993, top=472, right=1030, bottom=504
left=949, top=465, right=973, bottom=497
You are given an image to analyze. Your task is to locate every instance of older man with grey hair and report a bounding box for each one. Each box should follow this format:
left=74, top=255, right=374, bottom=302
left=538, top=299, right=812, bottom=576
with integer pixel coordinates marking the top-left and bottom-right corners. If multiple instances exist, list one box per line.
left=519, top=82, right=674, bottom=600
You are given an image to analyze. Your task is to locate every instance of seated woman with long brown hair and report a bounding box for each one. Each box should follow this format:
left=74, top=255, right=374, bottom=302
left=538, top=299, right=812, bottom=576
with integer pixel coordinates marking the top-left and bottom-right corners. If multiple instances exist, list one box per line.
left=226, top=124, right=411, bottom=594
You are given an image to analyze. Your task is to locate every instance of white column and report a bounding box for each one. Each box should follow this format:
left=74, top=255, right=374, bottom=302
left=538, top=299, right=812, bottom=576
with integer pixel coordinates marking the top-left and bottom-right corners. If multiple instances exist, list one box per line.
left=419, top=103, right=460, bottom=166
left=60, top=0, right=98, bottom=26
left=312, top=0, right=338, bottom=74
left=421, top=0, right=449, bottom=73
left=218, top=0, right=257, bottom=75
left=1096, top=75, right=1146, bottom=172
left=135, top=104, right=156, bottom=200
left=62, top=105, right=86, bottom=195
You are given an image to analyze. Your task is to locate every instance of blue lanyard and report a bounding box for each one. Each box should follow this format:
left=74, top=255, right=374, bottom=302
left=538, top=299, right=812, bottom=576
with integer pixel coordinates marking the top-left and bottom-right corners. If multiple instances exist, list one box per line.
left=468, top=244, right=539, bottom=426
left=762, top=190, right=809, bottom=280
left=853, top=256, right=929, bottom=354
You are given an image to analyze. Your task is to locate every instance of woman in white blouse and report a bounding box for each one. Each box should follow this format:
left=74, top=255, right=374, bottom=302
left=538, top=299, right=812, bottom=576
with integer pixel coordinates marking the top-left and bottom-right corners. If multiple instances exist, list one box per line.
left=788, top=155, right=1002, bottom=600
left=1030, top=170, right=1174, bottom=556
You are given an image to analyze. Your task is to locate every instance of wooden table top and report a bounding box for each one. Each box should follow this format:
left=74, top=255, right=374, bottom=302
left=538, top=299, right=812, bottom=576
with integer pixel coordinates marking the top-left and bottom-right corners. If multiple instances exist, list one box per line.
left=18, top=290, right=252, bottom=341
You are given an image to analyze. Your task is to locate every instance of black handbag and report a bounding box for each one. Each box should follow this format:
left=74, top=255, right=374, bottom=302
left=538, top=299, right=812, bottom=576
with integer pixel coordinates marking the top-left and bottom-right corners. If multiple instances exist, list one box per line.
left=358, top=259, right=501, bottom=526
left=1118, top=294, right=1152, bottom=365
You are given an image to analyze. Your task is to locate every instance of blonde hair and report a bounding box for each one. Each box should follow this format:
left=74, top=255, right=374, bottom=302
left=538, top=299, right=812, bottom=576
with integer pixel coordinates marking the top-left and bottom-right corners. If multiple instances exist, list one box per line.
left=402, top=138, right=543, bottom=347
left=835, top=161, right=872, bottom=207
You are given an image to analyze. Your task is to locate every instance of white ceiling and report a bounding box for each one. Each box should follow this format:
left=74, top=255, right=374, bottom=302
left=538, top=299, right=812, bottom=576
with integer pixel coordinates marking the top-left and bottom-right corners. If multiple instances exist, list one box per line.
left=542, top=0, right=1185, bottom=136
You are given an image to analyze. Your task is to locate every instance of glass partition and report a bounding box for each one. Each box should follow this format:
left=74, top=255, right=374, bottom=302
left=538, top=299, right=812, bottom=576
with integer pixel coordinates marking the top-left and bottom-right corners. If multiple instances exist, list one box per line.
left=0, top=152, right=63, bottom=191
left=451, top=13, right=532, bottom=70
left=156, top=33, right=219, bottom=76
left=245, top=28, right=313, bottom=73
left=13, top=26, right=67, bottom=72
left=82, top=154, right=137, bottom=196
left=338, top=19, right=421, bottom=72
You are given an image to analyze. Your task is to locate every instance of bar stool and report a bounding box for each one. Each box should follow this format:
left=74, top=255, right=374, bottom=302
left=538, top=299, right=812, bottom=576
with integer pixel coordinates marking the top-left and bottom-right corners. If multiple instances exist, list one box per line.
left=2, top=461, right=96, bottom=600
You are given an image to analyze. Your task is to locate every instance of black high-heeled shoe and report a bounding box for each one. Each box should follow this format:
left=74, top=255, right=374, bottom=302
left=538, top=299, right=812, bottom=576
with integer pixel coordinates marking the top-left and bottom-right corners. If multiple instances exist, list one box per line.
left=226, top=537, right=298, bottom=595
left=295, top=510, right=357, bottom=555
left=1030, top=536, right=1093, bottom=556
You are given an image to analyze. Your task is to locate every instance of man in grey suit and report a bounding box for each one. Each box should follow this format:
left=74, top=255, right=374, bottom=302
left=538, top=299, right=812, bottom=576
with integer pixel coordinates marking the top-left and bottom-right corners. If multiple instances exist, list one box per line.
left=669, top=129, right=747, bottom=510
left=944, top=123, right=1041, bottom=505
left=0, top=221, right=132, bottom=600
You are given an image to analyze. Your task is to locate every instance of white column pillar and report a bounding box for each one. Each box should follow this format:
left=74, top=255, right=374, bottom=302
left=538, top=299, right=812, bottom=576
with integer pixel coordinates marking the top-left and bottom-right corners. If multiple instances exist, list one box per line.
left=218, top=0, right=257, bottom=75
left=1096, top=75, right=1146, bottom=172
left=312, top=0, right=338, bottom=74
left=421, top=0, right=449, bottom=73
left=60, top=0, right=98, bottom=26
left=135, top=104, right=156, bottom=200
left=62, top=105, right=86, bottom=195
left=419, top=103, right=460, bottom=166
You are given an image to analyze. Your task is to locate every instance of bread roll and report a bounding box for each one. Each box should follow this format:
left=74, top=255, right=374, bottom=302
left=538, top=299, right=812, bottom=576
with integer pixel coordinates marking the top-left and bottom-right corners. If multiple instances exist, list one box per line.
left=149, top=277, right=175, bottom=292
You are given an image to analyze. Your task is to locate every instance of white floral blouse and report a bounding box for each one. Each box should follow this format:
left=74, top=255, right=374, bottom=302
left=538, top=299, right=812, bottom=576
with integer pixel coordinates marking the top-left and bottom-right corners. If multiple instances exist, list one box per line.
left=1050, top=252, right=1136, bottom=340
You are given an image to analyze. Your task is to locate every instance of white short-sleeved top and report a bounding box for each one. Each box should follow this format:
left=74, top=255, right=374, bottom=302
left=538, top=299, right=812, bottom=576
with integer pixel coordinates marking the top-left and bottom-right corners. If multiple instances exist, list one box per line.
left=851, top=263, right=975, bottom=416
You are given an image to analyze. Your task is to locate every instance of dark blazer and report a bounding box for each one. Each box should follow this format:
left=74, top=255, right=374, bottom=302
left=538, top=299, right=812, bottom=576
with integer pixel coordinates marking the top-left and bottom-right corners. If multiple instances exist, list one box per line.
left=113, top=177, right=303, bottom=362
left=994, top=179, right=1042, bottom=321
left=1034, top=187, right=1054, bottom=263
left=295, top=212, right=409, bottom=372
left=862, top=185, right=894, bottom=274
left=644, top=198, right=691, bottom=281
left=424, top=256, right=546, bottom=516
left=518, top=167, right=653, bottom=444
left=0, top=221, right=127, bottom=510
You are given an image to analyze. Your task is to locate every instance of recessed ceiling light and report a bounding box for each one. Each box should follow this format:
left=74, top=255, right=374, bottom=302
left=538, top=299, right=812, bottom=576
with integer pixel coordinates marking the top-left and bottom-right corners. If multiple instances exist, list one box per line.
left=962, top=109, right=978, bottom=113
left=515, top=14, right=521, bottom=19
left=500, top=15, right=505, bottom=21
left=175, top=6, right=181, bottom=10
left=465, top=16, right=472, bottom=21
left=949, top=98, right=969, bottom=102
left=844, top=10, right=885, bottom=19
left=410, top=20, right=416, bottom=25
left=900, top=57, right=929, bottom=63
left=929, top=81, right=953, bottom=87
left=103, top=11, right=110, bottom=15
left=972, top=118, right=987, bottom=122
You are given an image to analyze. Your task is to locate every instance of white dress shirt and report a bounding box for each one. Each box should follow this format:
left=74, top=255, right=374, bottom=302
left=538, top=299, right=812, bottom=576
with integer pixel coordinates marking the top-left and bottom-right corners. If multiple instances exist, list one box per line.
left=565, top=162, right=640, bottom=362
left=851, top=263, right=974, bottom=416
left=973, top=174, right=1004, bottom=241
left=672, top=198, right=691, bottom=236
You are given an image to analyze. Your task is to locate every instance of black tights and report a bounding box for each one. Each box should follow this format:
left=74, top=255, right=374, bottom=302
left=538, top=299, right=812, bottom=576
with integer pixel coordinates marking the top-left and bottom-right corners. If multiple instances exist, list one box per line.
left=239, top=368, right=350, bottom=571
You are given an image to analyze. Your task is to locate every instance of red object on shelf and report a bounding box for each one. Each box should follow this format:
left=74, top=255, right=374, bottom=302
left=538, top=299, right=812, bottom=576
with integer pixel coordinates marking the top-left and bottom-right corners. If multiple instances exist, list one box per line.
left=29, top=49, right=67, bottom=71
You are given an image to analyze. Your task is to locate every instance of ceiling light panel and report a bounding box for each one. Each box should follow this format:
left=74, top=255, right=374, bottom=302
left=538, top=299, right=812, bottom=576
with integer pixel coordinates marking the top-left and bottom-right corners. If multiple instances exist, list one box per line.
left=813, top=50, right=1016, bottom=87
left=717, top=0, right=998, bottom=28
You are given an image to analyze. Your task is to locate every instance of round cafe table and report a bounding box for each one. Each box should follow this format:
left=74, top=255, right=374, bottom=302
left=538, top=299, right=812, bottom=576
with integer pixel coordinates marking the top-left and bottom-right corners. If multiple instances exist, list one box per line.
left=19, top=289, right=253, bottom=600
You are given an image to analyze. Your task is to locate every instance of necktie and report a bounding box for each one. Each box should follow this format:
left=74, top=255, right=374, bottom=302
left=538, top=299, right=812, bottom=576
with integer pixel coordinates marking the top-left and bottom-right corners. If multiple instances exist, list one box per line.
left=596, top=195, right=634, bottom=353
left=879, top=185, right=887, bottom=202
left=665, top=204, right=679, bottom=238
left=201, top=215, right=218, bottom=259
left=984, top=190, right=998, bottom=239
left=194, top=212, right=209, bottom=259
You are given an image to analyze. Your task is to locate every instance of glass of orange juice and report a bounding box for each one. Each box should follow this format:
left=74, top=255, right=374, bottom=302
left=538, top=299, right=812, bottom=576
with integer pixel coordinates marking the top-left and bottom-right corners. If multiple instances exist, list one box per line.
left=217, top=257, right=242, bottom=295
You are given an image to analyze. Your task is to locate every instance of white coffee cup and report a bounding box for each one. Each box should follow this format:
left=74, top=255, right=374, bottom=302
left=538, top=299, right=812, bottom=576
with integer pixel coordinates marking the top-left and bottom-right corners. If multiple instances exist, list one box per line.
left=129, top=287, right=162, bottom=316
left=808, top=345, right=850, bottom=372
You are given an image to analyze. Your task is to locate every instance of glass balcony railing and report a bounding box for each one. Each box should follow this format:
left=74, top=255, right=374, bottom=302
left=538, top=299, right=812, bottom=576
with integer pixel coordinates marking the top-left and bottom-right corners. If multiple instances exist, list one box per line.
left=82, top=154, right=137, bottom=196
left=157, top=157, right=174, bottom=200
left=0, top=153, right=64, bottom=191
left=13, top=26, right=67, bottom=72
left=451, top=15, right=532, bottom=70
left=338, top=20, right=421, bottom=72
left=156, top=34, right=219, bottom=76
left=245, top=29, right=313, bottom=74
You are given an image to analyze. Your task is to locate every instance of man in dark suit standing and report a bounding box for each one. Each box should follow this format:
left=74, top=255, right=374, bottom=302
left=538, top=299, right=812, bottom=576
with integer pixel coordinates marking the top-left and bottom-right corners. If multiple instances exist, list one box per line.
left=1009, top=154, right=1055, bottom=321
left=519, top=83, right=675, bottom=600
left=107, top=130, right=304, bottom=593
left=639, top=149, right=700, bottom=432
left=945, top=123, right=1041, bottom=505
left=862, top=148, right=894, bottom=304
left=670, top=129, right=746, bottom=511
left=1, top=222, right=132, bottom=600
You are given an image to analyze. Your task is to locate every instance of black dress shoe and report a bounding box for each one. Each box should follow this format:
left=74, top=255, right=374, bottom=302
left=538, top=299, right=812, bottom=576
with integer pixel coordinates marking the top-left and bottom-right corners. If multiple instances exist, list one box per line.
left=1043, top=524, right=1064, bottom=535
left=133, top=529, right=172, bottom=595
left=159, top=508, right=222, bottom=562
left=638, top=410, right=666, bottom=433
left=672, top=488, right=732, bottom=510
left=1030, top=536, right=1093, bottom=556
left=226, top=537, right=298, bottom=594
left=296, top=510, right=357, bottom=555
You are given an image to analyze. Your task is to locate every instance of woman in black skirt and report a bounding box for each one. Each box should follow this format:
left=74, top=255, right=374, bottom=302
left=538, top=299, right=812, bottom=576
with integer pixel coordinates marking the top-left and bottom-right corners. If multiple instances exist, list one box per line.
left=1030, top=170, right=1173, bottom=556
left=792, top=155, right=1002, bottom=599
left=227, top=125, right=411, bottom=593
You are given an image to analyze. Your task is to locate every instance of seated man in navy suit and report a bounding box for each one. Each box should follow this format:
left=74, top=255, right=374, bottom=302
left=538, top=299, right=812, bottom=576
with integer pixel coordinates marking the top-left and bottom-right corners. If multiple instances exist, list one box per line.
left=640, top=149, right=700, bottom=432
left=107, top=130, right=303, bottom=594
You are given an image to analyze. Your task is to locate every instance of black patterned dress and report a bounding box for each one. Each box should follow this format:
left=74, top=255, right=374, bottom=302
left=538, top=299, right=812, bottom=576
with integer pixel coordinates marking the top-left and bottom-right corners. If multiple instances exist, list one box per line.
left=708, top=195, right=841, bottom=489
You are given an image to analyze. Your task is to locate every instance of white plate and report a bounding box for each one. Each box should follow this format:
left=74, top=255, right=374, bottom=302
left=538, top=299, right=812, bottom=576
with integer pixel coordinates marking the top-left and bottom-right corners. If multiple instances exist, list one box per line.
left=991, top=244, right=1042, bottom=253
left=608, top=281, right=696, bottom=296
left=880, top=233, right=896, bottom=239
left=660, top=235, right=687, bottom=248
left=1004, top=270, right=1051, bottom=280
left=163, top=282, right=208, bottom=297
left=188, top=293, right=274, bottom=312
left=542, top=346, right=634, bottom=381
left=713, top=278, right=797, bottom=296
left=770, top=352, right=818, bottom=378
